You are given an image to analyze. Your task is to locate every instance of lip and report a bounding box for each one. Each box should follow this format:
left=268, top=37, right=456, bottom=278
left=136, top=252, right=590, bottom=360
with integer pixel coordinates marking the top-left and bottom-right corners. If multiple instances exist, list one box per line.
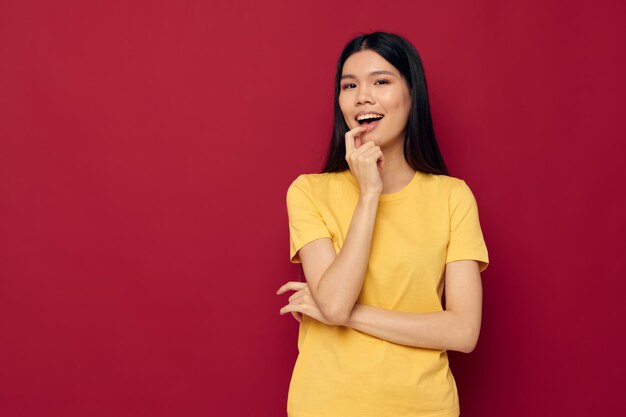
left=354, top=110, right=385, bottom=122
left=362, top=118, right=382, bottom=133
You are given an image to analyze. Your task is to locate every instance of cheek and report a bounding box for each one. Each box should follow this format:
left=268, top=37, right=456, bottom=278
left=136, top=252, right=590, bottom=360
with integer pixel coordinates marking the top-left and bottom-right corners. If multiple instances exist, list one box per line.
left=338, top=94, right=348, bottom=110
left=384, top=88, right=408, bottom=109
left=400, top=97, right=411, bottom=119
left=387, top=92, right=411, bottom=123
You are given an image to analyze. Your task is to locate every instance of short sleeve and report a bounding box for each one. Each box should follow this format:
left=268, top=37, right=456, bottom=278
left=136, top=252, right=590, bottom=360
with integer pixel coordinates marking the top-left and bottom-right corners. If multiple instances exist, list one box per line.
left=286, top=178, right=333, bottom=263
left=445, top=180, right=490, bottom=272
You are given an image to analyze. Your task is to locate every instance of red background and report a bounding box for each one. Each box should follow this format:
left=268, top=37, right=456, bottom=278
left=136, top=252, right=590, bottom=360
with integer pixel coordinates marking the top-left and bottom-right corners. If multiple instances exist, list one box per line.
left=1, top=1, right=624, bottom=416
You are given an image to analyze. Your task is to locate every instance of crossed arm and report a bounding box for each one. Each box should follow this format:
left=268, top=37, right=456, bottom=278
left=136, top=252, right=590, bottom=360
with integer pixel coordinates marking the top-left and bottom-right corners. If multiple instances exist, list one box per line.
left=284, top=237, right=482, bottom=353
left=345, top=259, right=482, bottom=353
left=279, top=192, right=483, bottom=353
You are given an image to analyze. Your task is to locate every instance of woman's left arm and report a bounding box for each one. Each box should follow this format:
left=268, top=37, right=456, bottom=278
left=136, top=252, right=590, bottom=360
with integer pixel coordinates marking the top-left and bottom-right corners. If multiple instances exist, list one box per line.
left=343, top=260, right=483, bottom=353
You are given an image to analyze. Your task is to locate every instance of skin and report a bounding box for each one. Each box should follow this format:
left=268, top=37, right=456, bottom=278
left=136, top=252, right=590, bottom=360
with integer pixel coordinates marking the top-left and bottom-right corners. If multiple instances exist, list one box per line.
left=339, top=49, right=416, bottom=195
left=276, top=50, right=483, bottom=353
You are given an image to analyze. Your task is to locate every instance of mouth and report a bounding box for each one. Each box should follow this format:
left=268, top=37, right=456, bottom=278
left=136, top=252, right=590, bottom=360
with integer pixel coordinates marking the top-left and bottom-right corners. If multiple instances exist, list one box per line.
left=355, top=113, right=384, bottom=132
left=356, top=113, right=385, bottom=126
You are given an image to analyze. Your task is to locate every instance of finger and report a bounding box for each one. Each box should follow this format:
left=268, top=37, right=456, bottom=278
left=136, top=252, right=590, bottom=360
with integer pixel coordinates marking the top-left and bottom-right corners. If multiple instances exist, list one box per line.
left=288, top=291, right=306, bottom=302
left=281, top=304, right=315, bottom=317
left=290, top=294, right=311, bottom=306
left=291, top=312, right=303, bottom=323
left=359, top=147, right=383, bottom=163
left=276, top=281, right=307, bottom=295
left=345, top=126, right=368, bottom=155
left=353, top=128, right=373, bottom=147
left=356, top=144, right=380, bottom=157
left=356, top=148, right=383, bottom=166
left=349, top=140, right=375, bottom=158
left=281, top=303, right=310, bottom=316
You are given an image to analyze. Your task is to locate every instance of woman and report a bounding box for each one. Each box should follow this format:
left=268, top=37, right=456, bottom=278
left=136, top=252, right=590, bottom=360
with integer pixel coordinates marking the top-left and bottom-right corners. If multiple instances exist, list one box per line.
left=276, top=31, right=489, bottom=417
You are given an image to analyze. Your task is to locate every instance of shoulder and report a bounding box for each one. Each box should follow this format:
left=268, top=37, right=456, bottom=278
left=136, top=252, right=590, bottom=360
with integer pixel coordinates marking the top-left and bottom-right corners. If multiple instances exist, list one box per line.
left=419, top=173, right=481, bottom=211
left=421, top=172, right=470, bottom=194
left=286, top=172, right=345, bottom=211
left=287, top=172, right=345, bottom=195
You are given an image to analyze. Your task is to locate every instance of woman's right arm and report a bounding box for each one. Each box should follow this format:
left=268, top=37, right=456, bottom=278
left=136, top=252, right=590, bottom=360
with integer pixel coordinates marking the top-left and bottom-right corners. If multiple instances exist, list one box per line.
left=298, top=125, right=384, bottom=325
left=299, top=192, right=379, bottom=325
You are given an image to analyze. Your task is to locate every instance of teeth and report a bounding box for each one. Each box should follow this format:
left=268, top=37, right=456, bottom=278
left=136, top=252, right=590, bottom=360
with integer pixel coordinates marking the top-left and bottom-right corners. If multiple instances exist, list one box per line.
left=357, top=113, right=384, bottom=121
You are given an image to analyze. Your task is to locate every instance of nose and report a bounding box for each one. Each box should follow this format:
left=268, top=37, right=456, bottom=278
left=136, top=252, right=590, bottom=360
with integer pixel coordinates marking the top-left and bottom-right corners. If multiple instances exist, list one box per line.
left=356, top=85, right=375, bottom=105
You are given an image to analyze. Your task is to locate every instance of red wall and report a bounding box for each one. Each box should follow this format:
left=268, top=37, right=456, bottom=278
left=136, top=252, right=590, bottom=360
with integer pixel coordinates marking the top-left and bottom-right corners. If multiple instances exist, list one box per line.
left=1, top=1, right=624, bottom=416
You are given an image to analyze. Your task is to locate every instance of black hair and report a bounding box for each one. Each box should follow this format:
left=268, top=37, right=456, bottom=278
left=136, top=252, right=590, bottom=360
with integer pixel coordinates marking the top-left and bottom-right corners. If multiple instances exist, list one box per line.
left=321, top=31, right=448, bottom=175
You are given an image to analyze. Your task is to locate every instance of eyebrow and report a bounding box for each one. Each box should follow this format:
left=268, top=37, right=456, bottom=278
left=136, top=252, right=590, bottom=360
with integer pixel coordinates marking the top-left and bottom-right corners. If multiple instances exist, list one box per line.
left=340, top=70, right=397, bottom=80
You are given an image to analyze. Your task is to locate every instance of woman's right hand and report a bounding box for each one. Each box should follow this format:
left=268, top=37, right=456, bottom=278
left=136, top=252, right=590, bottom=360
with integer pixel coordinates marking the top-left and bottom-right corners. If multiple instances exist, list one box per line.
left=344, top=125, right=385, bottom=196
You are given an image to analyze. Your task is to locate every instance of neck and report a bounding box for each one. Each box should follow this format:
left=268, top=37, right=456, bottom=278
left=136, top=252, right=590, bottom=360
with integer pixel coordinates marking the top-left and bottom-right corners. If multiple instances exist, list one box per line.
left=378, top=139, right=415, bottom=194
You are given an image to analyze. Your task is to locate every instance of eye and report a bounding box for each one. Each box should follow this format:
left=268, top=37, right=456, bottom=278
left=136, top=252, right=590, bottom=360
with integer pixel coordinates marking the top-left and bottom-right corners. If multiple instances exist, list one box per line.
left=341, top=83, right=356, bottom=90
left=374, top=79, right=389, bottom=85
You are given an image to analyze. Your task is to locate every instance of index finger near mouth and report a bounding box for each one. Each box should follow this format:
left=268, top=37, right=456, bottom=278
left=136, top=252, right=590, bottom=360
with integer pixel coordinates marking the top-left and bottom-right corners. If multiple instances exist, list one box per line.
left=345, top=126, right=367, bottom=154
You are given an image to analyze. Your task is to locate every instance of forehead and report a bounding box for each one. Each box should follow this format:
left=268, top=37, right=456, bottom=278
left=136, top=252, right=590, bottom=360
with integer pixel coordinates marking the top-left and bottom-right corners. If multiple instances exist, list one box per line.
left=341, top=50, right=399, bottom=76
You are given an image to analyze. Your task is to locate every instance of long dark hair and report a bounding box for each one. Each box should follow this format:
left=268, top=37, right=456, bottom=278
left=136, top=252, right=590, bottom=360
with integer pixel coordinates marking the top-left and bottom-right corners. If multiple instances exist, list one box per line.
left=322, top=31, right=448, bottom=175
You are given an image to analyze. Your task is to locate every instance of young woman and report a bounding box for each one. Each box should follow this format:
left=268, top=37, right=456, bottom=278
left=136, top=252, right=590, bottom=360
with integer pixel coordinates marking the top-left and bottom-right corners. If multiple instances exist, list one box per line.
left=276, top=31, right=489, bottom=417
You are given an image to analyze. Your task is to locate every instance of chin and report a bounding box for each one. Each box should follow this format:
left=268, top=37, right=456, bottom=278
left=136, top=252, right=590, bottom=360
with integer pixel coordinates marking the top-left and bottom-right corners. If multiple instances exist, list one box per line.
left=364, top=132, right=382, bottom=143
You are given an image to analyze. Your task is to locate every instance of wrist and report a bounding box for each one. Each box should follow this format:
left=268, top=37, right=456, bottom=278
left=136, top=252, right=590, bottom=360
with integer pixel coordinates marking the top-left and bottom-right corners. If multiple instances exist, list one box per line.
left=358, top=191, right=380, bottom=204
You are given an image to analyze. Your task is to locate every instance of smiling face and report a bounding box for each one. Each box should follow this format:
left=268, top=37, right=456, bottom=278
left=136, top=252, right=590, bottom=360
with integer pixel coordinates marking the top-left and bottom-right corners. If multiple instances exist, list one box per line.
left=339, top=49, right=412, bottom=148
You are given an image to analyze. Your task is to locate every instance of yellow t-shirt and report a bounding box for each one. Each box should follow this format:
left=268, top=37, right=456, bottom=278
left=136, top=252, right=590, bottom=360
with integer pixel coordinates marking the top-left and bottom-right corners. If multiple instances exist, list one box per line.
left=285, top=169, right=489, bottom=417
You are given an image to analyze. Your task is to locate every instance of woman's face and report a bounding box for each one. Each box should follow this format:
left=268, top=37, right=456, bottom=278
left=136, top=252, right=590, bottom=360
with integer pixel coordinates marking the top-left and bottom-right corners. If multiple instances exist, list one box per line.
left=339, top=50, right=411, bottom=148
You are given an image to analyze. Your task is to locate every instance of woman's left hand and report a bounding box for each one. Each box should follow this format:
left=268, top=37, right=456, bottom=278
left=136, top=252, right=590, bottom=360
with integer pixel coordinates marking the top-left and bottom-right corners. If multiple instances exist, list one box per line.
left=276, top=281, right=335, bottom=326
